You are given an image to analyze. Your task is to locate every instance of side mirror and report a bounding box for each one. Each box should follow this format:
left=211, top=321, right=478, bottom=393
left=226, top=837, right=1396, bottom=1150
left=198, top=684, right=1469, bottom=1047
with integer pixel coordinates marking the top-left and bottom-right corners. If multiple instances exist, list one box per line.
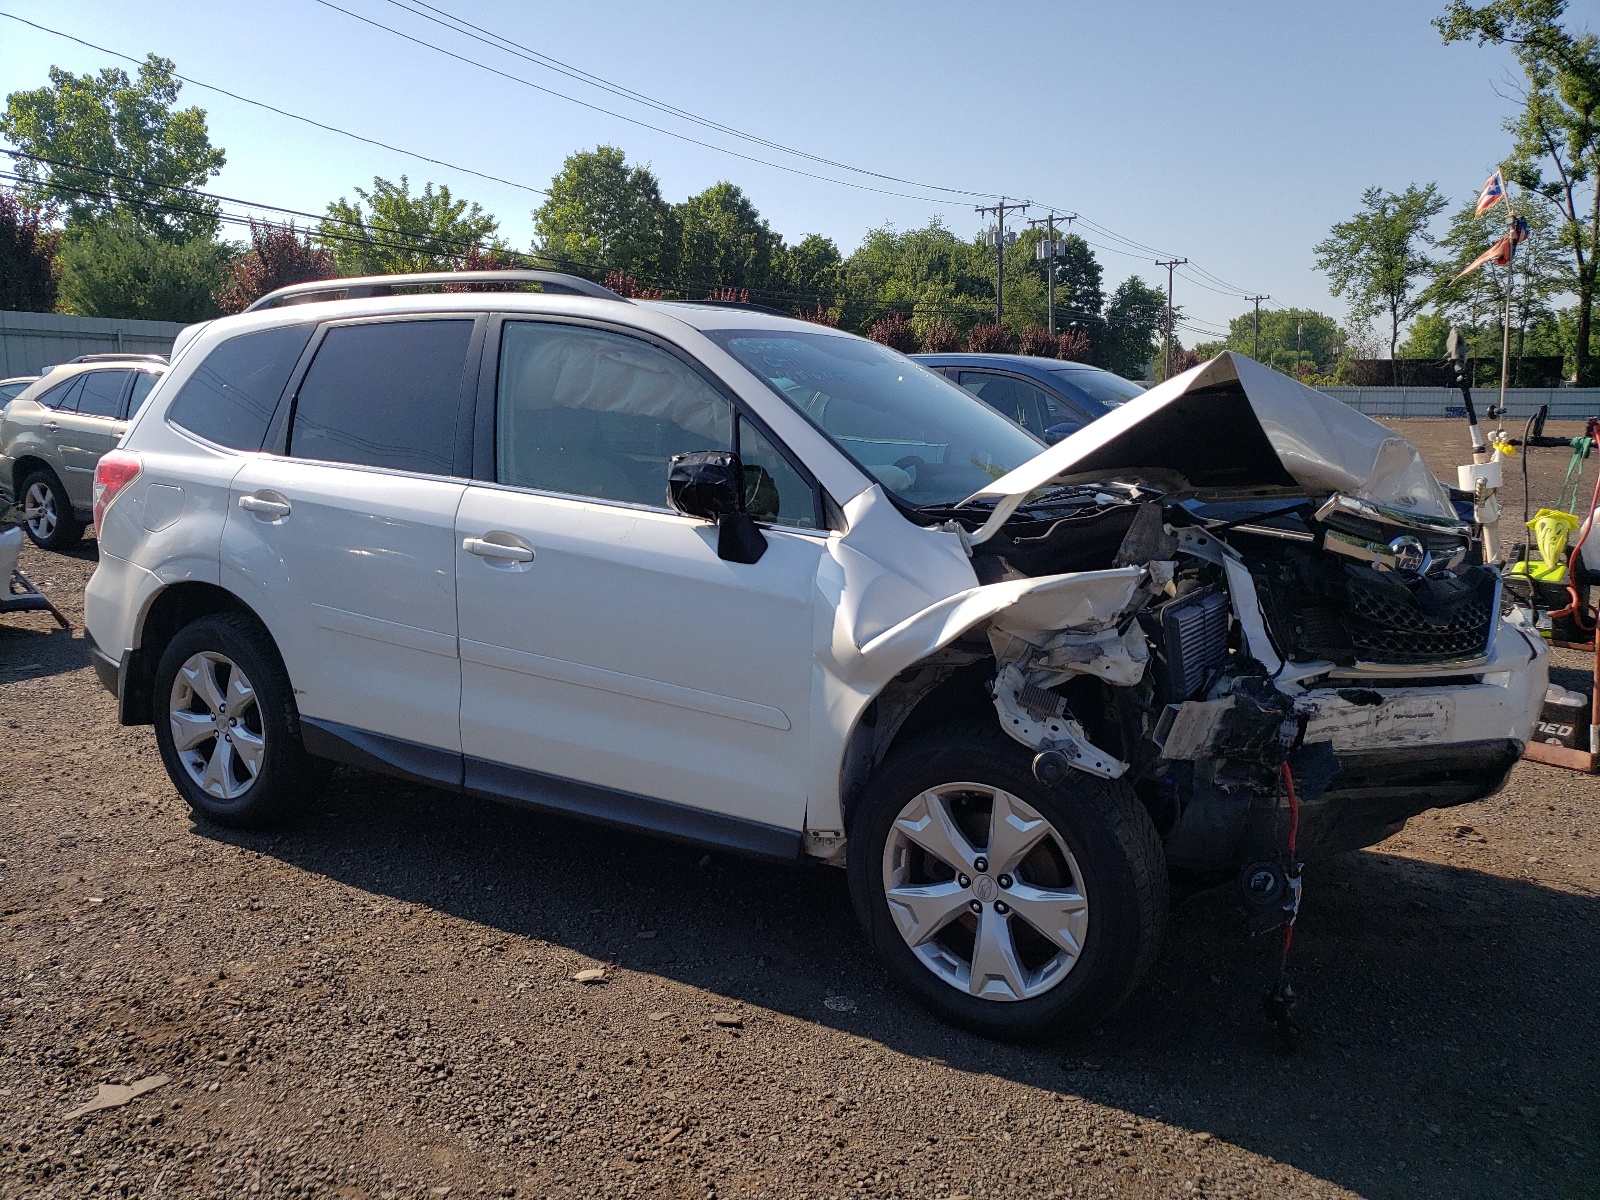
left=1043, top=422, right=1081, bottom=444
left=667, top=450, right=767, bottom=564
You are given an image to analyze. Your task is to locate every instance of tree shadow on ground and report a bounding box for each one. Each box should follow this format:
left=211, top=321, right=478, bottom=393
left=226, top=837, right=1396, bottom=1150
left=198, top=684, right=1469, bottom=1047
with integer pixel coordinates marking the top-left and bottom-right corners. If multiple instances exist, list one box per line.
left=197, top=769, right=1598, bottom=1200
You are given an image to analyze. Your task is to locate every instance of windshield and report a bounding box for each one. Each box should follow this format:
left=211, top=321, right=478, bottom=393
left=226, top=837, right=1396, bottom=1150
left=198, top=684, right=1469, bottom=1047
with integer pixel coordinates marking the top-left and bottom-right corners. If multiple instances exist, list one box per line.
left=707, top=329, right=1044, bottom=507
left=1050, top=367, right=1146, bottom=409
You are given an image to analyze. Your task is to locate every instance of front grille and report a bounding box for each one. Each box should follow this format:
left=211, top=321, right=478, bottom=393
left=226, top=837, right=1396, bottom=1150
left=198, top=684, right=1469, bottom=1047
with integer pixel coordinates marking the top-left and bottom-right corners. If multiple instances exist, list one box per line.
left=1342, top=572, right=1496, bottom=663
left=1251, top=551, right=1499, bottom=667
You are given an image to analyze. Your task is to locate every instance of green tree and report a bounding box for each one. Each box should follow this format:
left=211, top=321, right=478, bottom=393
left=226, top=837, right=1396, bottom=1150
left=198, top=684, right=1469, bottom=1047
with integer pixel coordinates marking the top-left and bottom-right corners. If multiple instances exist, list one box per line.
left=1, top=55, right=225, bottom=241
left=1223, top=307, right=1346, bottom=374
left=1427, top=194, right=1564, bottom=366
left=0, top=189, right=58, bottom=312
left=318, top=176, right=502, bottom=276
left=1437, top=0, right=1600, bottom=382
left=777, top=233, right=843, bottom=312
left=671, top=182, right=780, bottom=295
left=1102, top=276, right=1166, bottom=379
left=1314, top=183, right=1448, bottom=375
left=56, top=215, right=229, bottom=320
left=841, top=219, right=991, bottom=335
left=532, top=146, right=673, bottom=281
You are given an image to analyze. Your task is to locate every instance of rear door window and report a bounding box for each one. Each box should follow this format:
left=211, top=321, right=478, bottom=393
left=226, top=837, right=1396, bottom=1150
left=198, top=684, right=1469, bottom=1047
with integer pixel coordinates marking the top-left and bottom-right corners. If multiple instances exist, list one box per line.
left=75, top=370, right=133, bottom=419
left=168, top=324, right=315, bottom=450
left=125, top=372, right=159, bottom=418
left=39, top=377, right=85, bottom=412
left=956, top=370, right=1049, bottom=437
left=495, top=321, right=732, bottom=506
left=288, top=319, right=472, bottom=475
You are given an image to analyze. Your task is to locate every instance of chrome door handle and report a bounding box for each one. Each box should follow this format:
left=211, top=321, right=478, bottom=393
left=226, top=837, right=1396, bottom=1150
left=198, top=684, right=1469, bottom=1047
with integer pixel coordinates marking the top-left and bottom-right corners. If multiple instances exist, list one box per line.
left=238, top=494, right=291, bottom=518
left=462, top=536, right=534, bottom=562
left=43, top=420, right=58, bottom=432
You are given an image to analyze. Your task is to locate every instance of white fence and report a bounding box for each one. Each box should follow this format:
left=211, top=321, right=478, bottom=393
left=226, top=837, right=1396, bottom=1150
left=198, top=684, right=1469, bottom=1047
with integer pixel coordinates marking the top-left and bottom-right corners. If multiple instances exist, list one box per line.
left=1319, top=386, right=1600, bottom=421
left=0, top=311, right=186, bottom=377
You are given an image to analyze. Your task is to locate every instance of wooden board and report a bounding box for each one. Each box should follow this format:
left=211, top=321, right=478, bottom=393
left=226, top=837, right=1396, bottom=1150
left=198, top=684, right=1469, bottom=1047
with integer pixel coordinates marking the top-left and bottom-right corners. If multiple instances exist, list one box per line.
left=1522, top=740, right=1597, bottom=772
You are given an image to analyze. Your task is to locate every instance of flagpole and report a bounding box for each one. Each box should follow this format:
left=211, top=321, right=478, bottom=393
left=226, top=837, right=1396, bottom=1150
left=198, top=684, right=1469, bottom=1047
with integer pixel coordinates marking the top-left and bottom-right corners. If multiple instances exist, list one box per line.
left=1499, top=166, right=1516, bottom=419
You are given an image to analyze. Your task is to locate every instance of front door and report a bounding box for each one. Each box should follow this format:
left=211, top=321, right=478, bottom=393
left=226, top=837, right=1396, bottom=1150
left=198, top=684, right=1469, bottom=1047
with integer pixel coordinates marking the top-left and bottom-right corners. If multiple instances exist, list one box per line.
left=455, top=319, right=825, bottom=836
left=221, top=317, right=480, bottom=756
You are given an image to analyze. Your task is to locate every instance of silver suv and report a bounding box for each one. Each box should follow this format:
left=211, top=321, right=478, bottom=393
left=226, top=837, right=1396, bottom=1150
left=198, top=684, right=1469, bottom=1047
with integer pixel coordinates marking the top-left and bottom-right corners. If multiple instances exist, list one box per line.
left=82, top=271, right=1544, bottom=1039
left=0, top=355, right=166, bottom=549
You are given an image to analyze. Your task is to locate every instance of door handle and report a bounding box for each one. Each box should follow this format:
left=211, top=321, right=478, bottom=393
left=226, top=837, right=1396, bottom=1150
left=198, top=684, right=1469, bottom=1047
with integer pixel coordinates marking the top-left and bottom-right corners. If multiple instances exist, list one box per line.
left=238, top=494, right=292, bottom=519
left=43, top=420, right=58, bottom=432
left=462, top=536, right=534, bottom=563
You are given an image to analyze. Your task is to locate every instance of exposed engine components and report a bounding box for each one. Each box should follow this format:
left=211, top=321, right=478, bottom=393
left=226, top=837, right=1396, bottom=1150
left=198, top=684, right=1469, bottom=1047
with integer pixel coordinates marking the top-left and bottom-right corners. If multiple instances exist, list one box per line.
left=990, top=663, right=1128, bottom=780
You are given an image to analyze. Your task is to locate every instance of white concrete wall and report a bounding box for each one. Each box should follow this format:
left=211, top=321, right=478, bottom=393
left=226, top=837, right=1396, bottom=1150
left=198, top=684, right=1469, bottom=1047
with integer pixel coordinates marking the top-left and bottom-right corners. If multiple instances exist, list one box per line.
left=1318, top=386, right=1600, bottom=421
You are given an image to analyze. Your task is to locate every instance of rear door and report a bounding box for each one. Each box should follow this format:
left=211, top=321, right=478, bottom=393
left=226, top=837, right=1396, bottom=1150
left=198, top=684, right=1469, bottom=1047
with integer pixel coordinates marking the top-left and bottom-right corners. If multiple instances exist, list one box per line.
left=454, top=317, right=824, bottom=842
left=55, top=369, right=133, bottom=508
left=222, top=316, right=482, bottom=760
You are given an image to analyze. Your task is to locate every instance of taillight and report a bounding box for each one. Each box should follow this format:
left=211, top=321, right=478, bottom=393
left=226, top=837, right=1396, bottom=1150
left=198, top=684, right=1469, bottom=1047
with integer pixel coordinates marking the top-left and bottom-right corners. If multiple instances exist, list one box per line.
left=93, top=450, right=142, bottom=529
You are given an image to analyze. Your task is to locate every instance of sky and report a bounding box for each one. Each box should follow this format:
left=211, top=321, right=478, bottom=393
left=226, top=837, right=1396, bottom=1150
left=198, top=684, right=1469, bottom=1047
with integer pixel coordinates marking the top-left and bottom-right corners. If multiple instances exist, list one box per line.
left=0, top=0, right=1544, bottom=341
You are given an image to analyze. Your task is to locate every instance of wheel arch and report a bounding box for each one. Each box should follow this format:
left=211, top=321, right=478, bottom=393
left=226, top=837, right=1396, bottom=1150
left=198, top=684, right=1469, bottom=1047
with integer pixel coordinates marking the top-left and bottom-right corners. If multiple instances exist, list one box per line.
left=12, top=453, right=59, bottom=495
left=122, top=581, right=276, bottom=725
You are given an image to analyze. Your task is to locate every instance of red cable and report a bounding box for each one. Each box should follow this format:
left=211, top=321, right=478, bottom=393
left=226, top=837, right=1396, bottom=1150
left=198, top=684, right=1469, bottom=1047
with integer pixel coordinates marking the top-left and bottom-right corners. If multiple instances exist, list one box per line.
left=1279, top=762, right=1301, bottom=961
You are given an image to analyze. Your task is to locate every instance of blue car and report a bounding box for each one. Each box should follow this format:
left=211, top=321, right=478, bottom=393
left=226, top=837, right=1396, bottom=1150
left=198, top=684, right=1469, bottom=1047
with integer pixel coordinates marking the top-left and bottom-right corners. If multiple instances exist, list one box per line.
left=910, top=353, right=1146, bottom=443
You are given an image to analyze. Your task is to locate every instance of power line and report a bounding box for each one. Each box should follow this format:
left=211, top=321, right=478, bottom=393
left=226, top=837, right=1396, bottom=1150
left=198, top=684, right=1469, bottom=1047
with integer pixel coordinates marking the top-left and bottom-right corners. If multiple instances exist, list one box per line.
left=2, top=8, right=1274, bottom=314
left=307, top=0, right=964, bottom=207
left=0, top=12, right=553, bottom=201
left=378, top=0, right=994, bottom=203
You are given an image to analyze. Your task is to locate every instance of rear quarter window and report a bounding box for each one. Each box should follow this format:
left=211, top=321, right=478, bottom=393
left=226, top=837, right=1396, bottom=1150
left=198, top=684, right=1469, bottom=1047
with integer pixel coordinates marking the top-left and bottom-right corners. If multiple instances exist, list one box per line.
left=167, top=324, right=314, bottom=450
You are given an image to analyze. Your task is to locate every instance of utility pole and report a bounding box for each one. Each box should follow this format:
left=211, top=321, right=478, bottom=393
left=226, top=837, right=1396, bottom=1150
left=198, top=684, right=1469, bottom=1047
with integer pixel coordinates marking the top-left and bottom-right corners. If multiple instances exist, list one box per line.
left=1296, top=315, right=1304, bottom=377
left=976, top=199, right=1028, bottom=327
left=1246, top=294, right=1270, bottom=359
left=1155, top=258, right=1187, bottom=379
left=1029, top=211, right=1077, bottom=336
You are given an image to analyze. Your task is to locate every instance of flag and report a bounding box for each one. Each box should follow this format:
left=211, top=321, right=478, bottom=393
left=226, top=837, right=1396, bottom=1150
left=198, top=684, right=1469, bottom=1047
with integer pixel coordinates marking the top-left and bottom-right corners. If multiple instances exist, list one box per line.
left=1452, top=233, right=1510, bottom=284
left=1510, top=215, right=1529, bottom=246
left=1475, top=170, right=1506, bottom=215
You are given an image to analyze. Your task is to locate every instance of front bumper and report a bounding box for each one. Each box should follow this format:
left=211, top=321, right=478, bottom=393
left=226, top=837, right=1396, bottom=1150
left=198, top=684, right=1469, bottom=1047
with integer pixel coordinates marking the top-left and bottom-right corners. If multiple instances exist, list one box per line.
left=1165, top=620, right=1546, bottom=869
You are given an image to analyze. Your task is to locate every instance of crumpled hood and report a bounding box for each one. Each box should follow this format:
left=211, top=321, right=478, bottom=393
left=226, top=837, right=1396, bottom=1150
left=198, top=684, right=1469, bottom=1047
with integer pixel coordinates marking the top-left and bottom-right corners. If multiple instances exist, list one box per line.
left=964, top=352, right=1457, bottom=534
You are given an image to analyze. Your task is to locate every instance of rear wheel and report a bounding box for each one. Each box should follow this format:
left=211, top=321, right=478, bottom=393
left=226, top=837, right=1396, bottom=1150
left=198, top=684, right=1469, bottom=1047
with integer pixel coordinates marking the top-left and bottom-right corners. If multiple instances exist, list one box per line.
left=152, top=613, right=319, bottom=828
left=19, top=470, right=84, bottom=551
left=848, top=724, right=1167, bottom=1041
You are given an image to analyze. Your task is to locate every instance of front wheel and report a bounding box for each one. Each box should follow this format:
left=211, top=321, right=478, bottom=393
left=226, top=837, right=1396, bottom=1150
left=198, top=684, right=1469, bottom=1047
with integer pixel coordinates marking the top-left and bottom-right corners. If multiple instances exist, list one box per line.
left=152, top=613, right=320, bottom=828
left=848, top=725, right=1168, bottom=1041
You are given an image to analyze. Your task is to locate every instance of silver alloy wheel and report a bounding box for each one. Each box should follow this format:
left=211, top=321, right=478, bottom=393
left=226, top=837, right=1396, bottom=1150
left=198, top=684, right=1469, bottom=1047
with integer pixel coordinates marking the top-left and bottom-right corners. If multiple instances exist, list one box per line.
left=168, top=651, right=266, bottom=800
left=882, top=782, right=1089, bottom=1002
left=23, top=480, right=56, bottom=541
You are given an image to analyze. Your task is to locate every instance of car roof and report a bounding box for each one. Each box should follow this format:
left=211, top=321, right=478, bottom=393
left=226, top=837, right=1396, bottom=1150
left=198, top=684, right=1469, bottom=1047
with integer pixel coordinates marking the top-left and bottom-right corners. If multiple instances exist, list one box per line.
left=0, top=375, right=39, bottom=385
left=910, top=352, right=1115, bottom=376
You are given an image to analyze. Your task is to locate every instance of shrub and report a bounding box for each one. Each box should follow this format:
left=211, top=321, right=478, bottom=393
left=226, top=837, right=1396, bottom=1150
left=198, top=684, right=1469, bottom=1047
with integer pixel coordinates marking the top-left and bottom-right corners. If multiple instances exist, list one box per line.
left=1057, top=329, right=1093, bottom=362
left=214, top=219, right=335, bottom=313
left=1018, top=325, right=1059, bottom=358
left=57, top=217, right=227, bottom=322
left=0, top=189, right=58, bottom=312
left=918, top=317, right=961, bottom=352
left=706, top=286, right=749, bottom=304
left=795, top=303, right=839, bottom=327
left=868, top=312, right=919, bottom=353
left=966, top=323, right=1014, bottom=354
left=603, top=269, right=666, bottom=300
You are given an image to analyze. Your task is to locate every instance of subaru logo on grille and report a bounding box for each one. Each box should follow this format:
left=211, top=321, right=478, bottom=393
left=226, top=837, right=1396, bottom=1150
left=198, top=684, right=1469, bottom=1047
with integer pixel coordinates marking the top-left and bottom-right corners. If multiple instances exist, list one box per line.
left=1388, top=535, right=1430, bottom=575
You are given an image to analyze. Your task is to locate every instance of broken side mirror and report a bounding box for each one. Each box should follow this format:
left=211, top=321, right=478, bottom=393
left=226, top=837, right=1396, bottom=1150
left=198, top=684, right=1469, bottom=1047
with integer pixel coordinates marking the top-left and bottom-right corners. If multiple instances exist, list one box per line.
left=667, top=450, right=768, bottom=564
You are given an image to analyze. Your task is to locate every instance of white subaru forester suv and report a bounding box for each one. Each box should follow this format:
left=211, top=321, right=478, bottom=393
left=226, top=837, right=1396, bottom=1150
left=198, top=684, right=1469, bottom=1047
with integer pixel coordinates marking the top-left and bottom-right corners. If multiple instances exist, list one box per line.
left=85, top=271, right=1545, bottom=1039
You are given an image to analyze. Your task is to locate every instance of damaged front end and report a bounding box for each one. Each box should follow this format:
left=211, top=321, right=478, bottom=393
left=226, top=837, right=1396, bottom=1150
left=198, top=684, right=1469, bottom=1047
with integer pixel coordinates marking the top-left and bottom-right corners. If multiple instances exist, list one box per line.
left=866, top=351, right=1546, bottom=876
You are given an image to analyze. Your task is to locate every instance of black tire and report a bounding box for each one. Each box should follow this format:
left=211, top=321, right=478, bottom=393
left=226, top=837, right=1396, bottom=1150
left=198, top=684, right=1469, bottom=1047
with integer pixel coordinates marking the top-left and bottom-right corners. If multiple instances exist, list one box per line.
left=18, top=468, right=85, bottom=551
left=152, top=612, right=320, bottom=828
left=848, top=723, right=1168, bottom=1042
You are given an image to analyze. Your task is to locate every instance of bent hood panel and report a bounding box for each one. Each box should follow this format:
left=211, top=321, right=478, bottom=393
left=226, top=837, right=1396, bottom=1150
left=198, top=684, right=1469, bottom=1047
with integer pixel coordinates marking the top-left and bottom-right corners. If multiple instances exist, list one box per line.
left=966, top=352, right=1456, bottom=521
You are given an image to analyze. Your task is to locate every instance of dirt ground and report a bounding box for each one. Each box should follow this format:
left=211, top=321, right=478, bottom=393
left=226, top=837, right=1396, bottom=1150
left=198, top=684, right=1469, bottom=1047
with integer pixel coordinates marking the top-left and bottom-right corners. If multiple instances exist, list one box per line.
left=2, top=420, right=1598, bottom=1200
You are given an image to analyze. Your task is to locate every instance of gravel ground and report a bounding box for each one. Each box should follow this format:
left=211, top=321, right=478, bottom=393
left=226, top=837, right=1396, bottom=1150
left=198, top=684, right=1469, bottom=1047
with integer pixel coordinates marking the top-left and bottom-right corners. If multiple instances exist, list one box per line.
left=3, top=421, right=1598, bottom=1200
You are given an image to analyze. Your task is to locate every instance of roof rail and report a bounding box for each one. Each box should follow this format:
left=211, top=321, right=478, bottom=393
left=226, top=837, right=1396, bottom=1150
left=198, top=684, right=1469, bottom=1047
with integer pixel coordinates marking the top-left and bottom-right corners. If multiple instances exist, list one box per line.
left=68, top=353, right=170, bottom=365
left=243, top=270, right=628, bottom=313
